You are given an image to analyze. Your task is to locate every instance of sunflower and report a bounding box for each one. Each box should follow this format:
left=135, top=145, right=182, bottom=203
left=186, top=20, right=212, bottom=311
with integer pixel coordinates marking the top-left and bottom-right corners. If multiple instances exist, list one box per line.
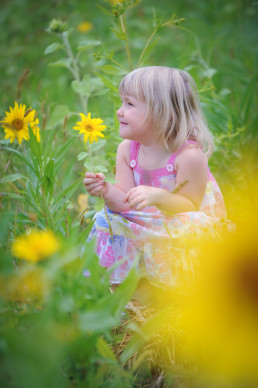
left=12, top=229, right=59, bottom=262
left=73, top=112, right=106, bottom=143
left=1, top=102, right=40, bottom=144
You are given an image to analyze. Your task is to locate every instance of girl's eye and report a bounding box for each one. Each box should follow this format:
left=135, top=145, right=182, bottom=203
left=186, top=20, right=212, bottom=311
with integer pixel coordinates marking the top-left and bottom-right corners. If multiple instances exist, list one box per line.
left=128, top=102, right=134, bottom=107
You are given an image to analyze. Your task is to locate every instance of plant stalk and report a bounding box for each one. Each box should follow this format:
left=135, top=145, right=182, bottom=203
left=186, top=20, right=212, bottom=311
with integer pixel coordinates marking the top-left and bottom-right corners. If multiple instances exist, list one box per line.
left=137, top=29, right=157, bottom=68
left=86, top=141, right=113, bottom=241
left=119, top=14, right=133, bottom=71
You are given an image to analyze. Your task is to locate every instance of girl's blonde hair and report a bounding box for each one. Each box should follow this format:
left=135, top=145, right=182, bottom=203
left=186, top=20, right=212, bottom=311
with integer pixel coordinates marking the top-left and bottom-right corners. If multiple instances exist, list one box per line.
left=119, top=66, right=214, bottom=157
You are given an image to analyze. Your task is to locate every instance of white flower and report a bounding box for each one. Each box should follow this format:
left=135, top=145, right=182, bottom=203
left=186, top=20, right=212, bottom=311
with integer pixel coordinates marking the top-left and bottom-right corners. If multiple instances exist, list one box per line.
left=166, top=164, right=174, bottom=172
left=130, top=160, right=136, bottom=168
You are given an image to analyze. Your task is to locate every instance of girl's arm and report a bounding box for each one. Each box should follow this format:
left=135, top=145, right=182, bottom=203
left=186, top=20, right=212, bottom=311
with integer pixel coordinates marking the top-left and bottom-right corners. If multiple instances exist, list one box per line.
left=83, top=140, right=135, bottom=212
left=125, top=146, right=207, bottom=214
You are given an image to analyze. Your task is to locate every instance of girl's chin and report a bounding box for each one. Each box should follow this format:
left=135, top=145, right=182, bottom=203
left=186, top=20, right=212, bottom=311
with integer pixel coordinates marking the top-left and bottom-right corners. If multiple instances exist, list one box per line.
left=119, top=130, right=129, bottom=139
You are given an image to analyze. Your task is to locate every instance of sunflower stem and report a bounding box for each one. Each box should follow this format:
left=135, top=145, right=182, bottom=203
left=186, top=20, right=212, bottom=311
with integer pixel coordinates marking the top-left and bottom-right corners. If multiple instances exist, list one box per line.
left=64, top=27, right=112, bottom=239
left=86, top=140, right=113, bottom=241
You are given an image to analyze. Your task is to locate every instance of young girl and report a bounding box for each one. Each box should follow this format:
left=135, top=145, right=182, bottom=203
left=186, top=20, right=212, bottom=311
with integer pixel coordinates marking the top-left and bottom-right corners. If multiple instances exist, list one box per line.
left=84, top=66, right=226, bottom=288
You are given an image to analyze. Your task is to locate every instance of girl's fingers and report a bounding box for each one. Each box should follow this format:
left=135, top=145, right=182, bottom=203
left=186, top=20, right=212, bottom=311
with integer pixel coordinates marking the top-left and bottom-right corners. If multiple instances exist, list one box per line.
left=84, top=180, right=104, bottom=194
left=124, top=187, right=136, bottom=201
left=83, top=176, right=104, bottom=185
left=85, top=171, right=97, bottom=179
left=128, top=195, right=144, bottom=209
left=96, top=173, right=105, bottom=180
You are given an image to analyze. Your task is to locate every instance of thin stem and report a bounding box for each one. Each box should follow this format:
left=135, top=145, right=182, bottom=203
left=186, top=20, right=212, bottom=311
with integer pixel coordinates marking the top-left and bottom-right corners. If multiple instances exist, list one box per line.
left=62, top=32, right=87, bottom=112
left=110, top=58, right=128, bottom=72
left=86, top=141, right=113, bottom=240
left=137, top=29, right=157, bottom=68
left=119, top=14, right=133, bottom=71
left=62, top=32, right=112, bottom=238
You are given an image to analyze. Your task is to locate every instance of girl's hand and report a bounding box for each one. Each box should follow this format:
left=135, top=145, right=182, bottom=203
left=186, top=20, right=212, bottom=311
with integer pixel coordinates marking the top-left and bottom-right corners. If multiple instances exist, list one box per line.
left=125, top=185, right=163, bottom=210
left=83, top=172, right=107, bottom=197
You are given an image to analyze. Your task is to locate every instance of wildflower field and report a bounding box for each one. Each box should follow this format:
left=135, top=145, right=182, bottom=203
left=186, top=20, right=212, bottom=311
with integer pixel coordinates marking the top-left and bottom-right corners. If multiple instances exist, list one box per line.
left=0, top=0, right=257, bottom=387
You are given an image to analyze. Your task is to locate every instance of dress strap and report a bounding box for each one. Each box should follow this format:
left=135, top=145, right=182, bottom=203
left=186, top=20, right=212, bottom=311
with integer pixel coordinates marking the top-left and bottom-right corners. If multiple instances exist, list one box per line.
left=129, top=141, right=140, bottom=169
left=167, top=140, right=199, bottom=165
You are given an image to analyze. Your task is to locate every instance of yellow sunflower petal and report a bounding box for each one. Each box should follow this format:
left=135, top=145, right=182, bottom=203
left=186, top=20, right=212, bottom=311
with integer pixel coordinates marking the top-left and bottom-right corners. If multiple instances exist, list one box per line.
left=1, top=102, right=40, bottom=144
left=73, top=111, right=106, bottom=143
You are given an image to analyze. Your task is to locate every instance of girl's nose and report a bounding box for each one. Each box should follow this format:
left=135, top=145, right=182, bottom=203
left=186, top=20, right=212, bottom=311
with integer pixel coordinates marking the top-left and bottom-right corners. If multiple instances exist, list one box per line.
left=117, top=106, right=123, bottom=117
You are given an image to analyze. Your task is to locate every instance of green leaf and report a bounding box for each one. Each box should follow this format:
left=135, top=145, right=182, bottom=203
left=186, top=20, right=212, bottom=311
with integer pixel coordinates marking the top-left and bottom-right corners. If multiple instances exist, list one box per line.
left=95, top=165, right=108, bottom=173
left=0, top=173, right=26, bottom=184
left=52, top=178, right=82, bottom=210
left=2, top=147, right=37, bottom=176
left=83, top=210, right=96, bottom=219
left=44, top=159, right=55, bottom=199
left=49, top=58, right=72, bottom=69
left=43, top=128, right=57, bottom=159
left=97, top=337, right=117, bottom=362
left=138, top=37, right=160, bottom=67
left=0, top=139, right=11, bottom=145
left=44, top=42, right=63, bottom=55
left=121, top=306, right=171, bottom=363
left=47, top=105, right=71, bottom=128
left=77, top=39, right=101, bottom=50
left=27, top=126, right=42, bottom=166
left=97, top=64, right=127, bottom=76
left=53, top=138, right=75, bottom=173
left=77, top=219, right=95, bottom=243
left=91, top=139, right=106, bottom=152
left=104, top=177, right=117, bottom=184
left=94, top=202, right=104, bottom=211
left=110, top=26, right=127, bottom=41
left=0, top=192, right=24, bottom=200
left=83, top=159, right=93, bottom=170
left=96, top=73, right=118, bottom=92
left=77, top=152, right=88, bottom=161
left=71, top=76, right=106, bottom=97
left=79, top=309, right=117, bottom=332
left=240, top=74, right=258, bottom=124
left=203, top=68, right=217, bottom=78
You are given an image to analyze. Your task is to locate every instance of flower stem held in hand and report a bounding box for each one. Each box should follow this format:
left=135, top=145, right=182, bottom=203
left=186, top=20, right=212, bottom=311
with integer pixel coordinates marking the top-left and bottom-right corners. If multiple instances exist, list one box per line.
left=73, top=112, right=113, bottom=240
left=85, top=140, right=113, bottom=241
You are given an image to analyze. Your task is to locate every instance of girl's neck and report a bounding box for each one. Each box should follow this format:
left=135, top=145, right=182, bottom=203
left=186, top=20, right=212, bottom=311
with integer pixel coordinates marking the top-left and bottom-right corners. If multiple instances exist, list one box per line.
left=140, top=141, right=170, bottom=155
left=138, top=142, right=172, bottom=170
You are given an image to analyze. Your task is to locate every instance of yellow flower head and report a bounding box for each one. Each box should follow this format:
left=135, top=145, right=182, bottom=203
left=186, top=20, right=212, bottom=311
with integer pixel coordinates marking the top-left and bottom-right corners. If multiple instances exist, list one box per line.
left=12, top=229, right=59, bottom=262
left=0, top=102, right=40, bottom=144
left=77, top=21, right=93, bottom=33
left=73, top=112, right=106, bottom=143
left=0, top=268, right=50, bottom=303
left=173, top=207, right=258, bottom=386
left=77, top=193, right=89, bottom=213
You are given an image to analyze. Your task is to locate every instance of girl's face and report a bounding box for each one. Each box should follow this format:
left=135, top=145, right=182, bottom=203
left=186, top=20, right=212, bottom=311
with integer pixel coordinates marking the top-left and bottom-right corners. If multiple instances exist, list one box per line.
left=117, top=95, right=154, bottom=145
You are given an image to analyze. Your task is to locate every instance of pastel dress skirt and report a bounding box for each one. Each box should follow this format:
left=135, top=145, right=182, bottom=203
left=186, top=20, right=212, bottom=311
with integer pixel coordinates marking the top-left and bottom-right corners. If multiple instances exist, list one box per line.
left=88, top=141, right=227, bottom=287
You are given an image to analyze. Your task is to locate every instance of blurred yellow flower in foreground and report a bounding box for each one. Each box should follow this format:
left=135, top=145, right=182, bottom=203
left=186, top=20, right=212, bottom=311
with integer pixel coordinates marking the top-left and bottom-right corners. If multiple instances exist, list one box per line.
left=73, top=112, right=106, bottom=143
left=0, top=102, right=40, bottom=144
left=77, top=21, right=93, bottom=33
left=0, top=267, right=49, bottom=303
left=173, top=207, right=258, bottom=386
left=12, top=229, right=59, bottom=262
left=77, top=193, right=89, bottom=213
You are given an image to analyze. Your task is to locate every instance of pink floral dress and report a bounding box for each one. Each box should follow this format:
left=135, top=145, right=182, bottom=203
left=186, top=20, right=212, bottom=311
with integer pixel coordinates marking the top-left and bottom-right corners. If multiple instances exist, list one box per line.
left=88, top=140, right=227, bottom=287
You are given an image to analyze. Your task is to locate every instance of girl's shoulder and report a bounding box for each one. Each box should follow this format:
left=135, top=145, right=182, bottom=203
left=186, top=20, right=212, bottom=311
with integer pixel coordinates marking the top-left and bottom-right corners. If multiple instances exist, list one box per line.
left=174, top=142, right=207, bottom=172
left=116, top=139, right=132, bottom=165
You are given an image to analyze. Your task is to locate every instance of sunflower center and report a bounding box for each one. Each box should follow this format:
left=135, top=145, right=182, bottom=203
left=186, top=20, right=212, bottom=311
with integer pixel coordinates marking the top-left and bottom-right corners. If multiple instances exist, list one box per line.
left=12, top=118, right=24, bottom=131
left=85, top=125, right=94, bottom=133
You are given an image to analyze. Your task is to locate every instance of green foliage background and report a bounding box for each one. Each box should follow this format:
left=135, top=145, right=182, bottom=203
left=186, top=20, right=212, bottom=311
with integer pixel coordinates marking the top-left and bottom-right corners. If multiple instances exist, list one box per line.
left=0, top=0, right=258, bottom=387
